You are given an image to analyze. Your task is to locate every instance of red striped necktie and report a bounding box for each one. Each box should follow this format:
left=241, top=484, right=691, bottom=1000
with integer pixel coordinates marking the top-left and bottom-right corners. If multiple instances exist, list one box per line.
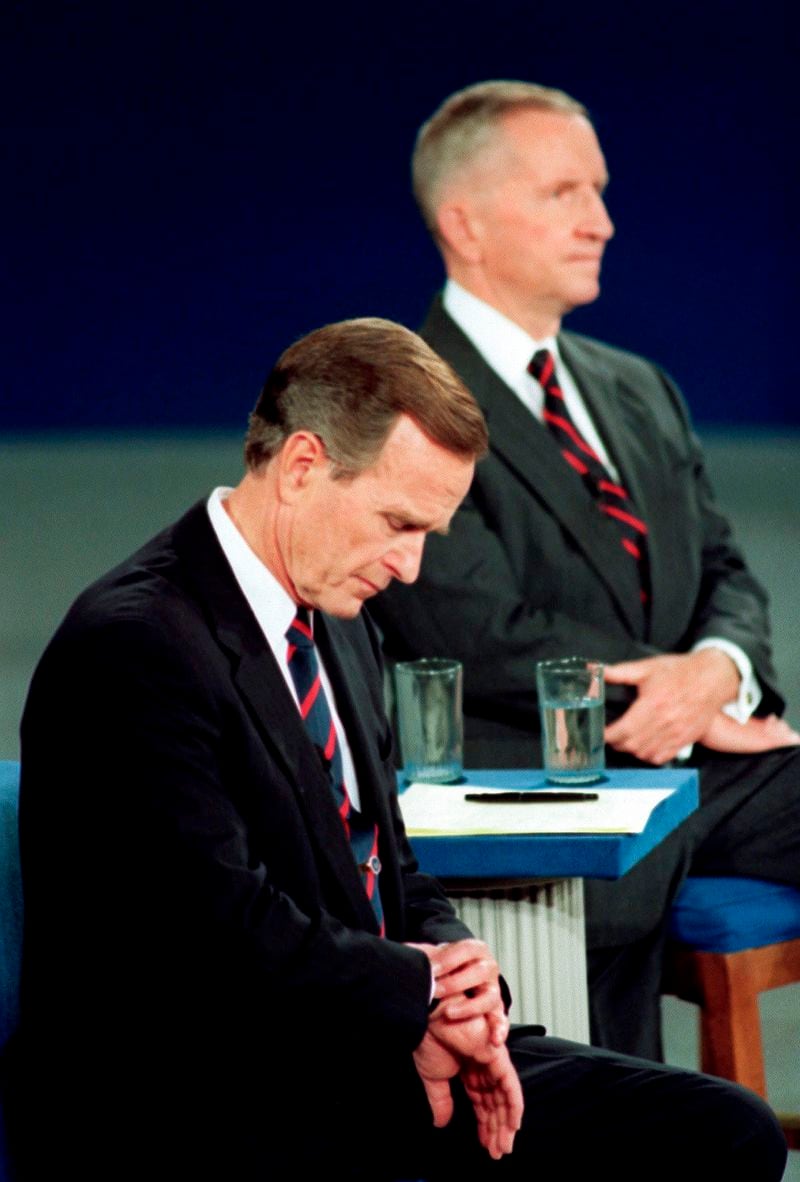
left=285, top=607, right=384, bottom=934
left=529, top=348, right=650, bottom=606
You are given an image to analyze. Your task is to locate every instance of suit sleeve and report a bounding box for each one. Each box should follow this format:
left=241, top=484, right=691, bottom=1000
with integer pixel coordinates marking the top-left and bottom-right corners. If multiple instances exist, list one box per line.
left=649, top=365, right=781, bottom=711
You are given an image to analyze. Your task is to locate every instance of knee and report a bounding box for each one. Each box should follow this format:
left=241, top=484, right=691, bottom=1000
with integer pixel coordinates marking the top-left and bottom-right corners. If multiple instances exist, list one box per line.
left=681, top=1078, right=787, bottom=1181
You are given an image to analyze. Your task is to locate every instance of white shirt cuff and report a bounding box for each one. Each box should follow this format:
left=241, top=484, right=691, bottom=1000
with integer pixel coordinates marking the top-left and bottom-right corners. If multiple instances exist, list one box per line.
left=692, top=637, right=762, bottom=722
left=674, top=639, right=762, bottom=762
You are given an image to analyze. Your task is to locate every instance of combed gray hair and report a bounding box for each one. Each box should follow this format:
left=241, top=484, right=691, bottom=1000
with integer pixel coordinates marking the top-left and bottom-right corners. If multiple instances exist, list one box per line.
left=244, top=317, right=488, bottom=477
left=413, top=80, right=587, bottom=236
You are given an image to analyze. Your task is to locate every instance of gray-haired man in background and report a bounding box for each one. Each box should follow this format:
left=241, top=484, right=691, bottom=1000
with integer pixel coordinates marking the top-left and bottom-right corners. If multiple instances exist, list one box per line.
left=371, top=81, right=800, bottom=1059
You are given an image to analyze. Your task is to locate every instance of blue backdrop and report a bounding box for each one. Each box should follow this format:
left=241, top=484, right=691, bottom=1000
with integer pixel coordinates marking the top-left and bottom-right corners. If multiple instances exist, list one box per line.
left=3, top=0, right=796, bottom=431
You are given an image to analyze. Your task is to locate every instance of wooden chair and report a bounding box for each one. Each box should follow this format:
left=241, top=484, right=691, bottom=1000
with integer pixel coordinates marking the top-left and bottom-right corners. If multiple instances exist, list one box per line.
left=665, top=875, right=800, bottom=1148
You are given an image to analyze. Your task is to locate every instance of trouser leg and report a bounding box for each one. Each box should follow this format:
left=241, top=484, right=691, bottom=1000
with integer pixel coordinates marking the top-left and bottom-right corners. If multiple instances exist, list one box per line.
left=583, top=819, right=693, bottom=1055
left=690, top=744, right=800, bottom=882
left=586, top=924, right=669, bottom=1059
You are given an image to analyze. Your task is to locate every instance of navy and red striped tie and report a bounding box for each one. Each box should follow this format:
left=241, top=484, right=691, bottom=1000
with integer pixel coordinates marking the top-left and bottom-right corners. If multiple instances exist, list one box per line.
left=529, top=348, right=650, bottom=606
left=285, top=608, right=384, bottom=934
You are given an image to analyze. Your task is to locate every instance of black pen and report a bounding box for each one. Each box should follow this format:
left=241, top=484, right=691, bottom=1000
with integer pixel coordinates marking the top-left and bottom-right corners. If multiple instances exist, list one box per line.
left=464, top=790, right=599, bottom=803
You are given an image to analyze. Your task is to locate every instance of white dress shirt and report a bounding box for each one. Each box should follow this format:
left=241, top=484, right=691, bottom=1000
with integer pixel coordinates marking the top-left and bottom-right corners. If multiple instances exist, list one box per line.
left=207, top=487, right=362, bottom=807
left=442, top=280, right=760, bottom=724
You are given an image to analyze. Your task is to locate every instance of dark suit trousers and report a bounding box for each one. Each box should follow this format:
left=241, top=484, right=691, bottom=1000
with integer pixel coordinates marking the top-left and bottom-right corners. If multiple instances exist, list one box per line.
left=331, top=1031, right=786, bottom=1182
left=6, top=1027, right=786, bottom=1182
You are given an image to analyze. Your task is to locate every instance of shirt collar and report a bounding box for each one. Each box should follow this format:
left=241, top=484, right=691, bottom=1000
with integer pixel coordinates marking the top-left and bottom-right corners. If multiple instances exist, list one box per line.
left=443, top=279, right=560, bottom=388
left=206, top=486, right=308, bottom=657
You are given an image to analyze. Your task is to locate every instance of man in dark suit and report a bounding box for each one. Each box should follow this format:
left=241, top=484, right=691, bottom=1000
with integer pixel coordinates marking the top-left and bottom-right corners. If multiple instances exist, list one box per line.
left=11, top=318, right=786, bottom=1180
left=371, top=81, right=800, bottom=1058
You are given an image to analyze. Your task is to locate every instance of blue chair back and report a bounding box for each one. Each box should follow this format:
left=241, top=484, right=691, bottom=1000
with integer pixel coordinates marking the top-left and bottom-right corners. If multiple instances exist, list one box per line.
left=0, top=761, right=22, bottom=1182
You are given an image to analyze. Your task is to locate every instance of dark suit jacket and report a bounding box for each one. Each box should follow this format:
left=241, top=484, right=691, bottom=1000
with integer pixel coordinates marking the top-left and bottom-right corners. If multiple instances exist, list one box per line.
left=14, top=499, right=471, bottom=1178
left=372, top=297, right=782, bottom=767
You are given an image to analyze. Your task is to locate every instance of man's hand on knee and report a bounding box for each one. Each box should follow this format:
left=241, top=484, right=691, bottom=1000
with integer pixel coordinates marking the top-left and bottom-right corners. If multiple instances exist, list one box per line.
left=604, top=650, right=741, bottom=763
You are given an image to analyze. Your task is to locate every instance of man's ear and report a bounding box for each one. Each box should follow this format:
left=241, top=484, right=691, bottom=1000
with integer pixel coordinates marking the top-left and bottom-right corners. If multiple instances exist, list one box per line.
left=276, top=431, right=328, bottom=502
left=436, top=198, right=484, bottom=265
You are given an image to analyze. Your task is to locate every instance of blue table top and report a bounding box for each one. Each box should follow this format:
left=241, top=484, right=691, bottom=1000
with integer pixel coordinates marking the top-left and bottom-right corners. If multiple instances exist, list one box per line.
left=400, top=767, right=698, bottom=881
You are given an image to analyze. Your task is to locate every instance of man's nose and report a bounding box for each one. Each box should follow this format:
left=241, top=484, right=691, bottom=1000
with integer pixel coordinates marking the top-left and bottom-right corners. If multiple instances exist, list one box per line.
left=387, top=533, right=426, bottom=585
left=580, top=189, right=615, bottom=240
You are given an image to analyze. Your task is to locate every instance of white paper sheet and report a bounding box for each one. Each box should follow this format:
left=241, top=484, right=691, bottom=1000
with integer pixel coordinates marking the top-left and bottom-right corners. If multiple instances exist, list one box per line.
left=399, top=783, right=672, bottom=836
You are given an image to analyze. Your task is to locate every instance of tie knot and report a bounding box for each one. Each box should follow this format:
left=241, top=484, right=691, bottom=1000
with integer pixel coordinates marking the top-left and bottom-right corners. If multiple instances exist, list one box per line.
left=528, top=348, right=556, bottom=386
left=286, top=607, right=314, bottom=650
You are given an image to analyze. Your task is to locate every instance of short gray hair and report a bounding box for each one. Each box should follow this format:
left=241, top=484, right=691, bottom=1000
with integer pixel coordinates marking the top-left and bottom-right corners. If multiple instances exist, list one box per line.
left=413, top=80, right=588, bottom=236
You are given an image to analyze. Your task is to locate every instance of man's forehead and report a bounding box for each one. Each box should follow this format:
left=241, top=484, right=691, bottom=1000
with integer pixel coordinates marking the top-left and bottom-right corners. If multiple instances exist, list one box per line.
left=443, top=109, right=607, bottom=210
left=500, top=107, right=594, bottom=141
left=498, top=109, right=605, bottom=168
left=373, top=412, right=455, bottom=466
left=367, top=422, right=474, bottom=519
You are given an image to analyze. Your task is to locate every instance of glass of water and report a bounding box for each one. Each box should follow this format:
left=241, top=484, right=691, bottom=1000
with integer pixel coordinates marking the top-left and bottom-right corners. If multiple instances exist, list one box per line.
left=535, top=658, right=605, bottom=784
left=394, top=658, right=463, bottom=783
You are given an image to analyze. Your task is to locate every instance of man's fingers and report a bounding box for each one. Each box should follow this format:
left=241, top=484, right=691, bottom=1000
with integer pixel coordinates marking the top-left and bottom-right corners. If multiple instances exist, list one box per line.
left=603, top=660, right=650, bottom=684
left=487, top=1007, right=510, bottom=1046
left=430, top=1012, right=496, bottom=1062
left=611, top=704, right=800, bottom=763
left=605, top=692, right=702, bottom=763
left=420, top=1077, right=454, bottom=1128
left=605, top=714, right=671, bottom=763
left=605, top=728, right=683, bottom=765
left=460, top=1049, right=523, bottom=1160
left=701, top=713, right=800, bottom=754
left=434, top=963, right=499, bottom=1002
left=429, top=941, right=500, bottom=1000
left=428, top=939, right=495, bottom=976
left=760, top=717, right=800, bottom=745
left=439, top=981, right=504, bottom=1023
left=606, top=650, right=745, bottom=762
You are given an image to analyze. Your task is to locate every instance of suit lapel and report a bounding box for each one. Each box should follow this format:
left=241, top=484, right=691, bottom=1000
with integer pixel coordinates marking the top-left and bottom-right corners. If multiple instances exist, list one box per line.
left=422, top=300, right=645, bottom=635
left=560, top=333, right=678, bottom=642
left=171, top=503, right=379, bottom=931
left=560, top=333, right=654, bottom=518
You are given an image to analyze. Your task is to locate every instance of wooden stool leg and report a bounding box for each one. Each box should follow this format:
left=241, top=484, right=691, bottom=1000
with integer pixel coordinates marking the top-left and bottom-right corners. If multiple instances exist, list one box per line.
left=693, top=952, right=767, bottom=1098
left=778, top=1114, right=800, bottom=1150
